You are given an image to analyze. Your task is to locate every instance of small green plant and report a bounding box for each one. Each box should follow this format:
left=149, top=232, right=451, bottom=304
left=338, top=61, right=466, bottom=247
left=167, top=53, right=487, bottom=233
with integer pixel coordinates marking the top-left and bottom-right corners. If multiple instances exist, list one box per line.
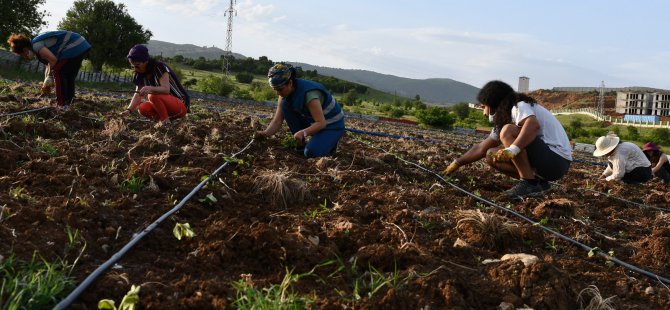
left=36, top=140, right=59, bottom=157
left=280, top=133, right=298, bottom=149
left=545, top=239, right=560, bottom=252
left=98, top=284, right=141, bottom=310
left=303, top=199, right=329, bottom=219
left=538, top=216, right=549, bottom=226
left=588, top=247, right=601, bottom=258
left=198, top=192, right=217, bottom=206
left=121, top=176, right=145, bottom=193
left=173, top=223, right=196, bottom=240
left=231, top=268, right=315, bottom=309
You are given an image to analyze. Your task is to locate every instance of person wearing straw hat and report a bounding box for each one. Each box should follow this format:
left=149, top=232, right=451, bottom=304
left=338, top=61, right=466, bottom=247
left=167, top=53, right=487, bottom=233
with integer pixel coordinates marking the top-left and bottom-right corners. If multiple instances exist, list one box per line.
left=442, top=80, right=573, bottom=198
left=121, top=44, right=190, bottom=126
left=593, top=133, right=652, bottom=184
left=7, top=31, right=91, bottom=108
left=641, top=142, right=670, bottom=183
left=256, top=63, right=345, bottom=158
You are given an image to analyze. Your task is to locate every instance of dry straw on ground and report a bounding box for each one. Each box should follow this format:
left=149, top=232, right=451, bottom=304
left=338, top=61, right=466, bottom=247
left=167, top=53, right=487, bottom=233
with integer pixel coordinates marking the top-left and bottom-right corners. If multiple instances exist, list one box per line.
left=253, top=169, right=309, bottom=208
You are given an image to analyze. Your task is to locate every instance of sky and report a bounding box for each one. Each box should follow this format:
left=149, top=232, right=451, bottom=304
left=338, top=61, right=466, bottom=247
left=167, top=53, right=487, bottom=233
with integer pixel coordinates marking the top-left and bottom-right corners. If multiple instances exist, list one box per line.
left=40, top=0, right=670, bottom=90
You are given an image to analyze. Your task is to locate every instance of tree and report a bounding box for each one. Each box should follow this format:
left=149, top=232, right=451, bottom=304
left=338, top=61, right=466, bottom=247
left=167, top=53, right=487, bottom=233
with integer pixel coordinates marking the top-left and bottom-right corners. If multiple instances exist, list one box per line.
left=451, top=102, right=470, bottom=120
left=416, top=107, right=455, bottom=128
left=341, top=89, right=359, bottom=106
left=58, top=0, right=152, bottom=71
left=0, top=0, right=48, bottom=48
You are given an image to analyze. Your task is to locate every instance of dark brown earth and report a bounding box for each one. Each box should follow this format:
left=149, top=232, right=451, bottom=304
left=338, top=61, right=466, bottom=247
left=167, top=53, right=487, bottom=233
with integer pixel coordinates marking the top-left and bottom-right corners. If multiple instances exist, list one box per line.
left=1, top=81, right=669, bottom=309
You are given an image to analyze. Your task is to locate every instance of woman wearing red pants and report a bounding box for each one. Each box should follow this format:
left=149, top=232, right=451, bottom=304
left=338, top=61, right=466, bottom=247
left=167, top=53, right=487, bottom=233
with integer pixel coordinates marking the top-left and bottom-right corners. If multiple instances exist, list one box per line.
left=122, top=44, right=190, bottom=125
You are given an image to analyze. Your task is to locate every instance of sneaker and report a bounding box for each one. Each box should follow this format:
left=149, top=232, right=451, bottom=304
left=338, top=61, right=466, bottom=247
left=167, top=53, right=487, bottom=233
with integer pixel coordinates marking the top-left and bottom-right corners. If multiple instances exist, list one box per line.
left=505, top=180, right=546, bottom=198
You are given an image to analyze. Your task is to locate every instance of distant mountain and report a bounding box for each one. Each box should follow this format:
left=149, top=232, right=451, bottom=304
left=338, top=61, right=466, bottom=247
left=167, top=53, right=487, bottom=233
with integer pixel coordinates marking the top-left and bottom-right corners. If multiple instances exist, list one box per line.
left=146, top=40, right=478, bottom=105
left=146, top=40, right=245, bottom=60
left=294, top=63, right=479, bottom=105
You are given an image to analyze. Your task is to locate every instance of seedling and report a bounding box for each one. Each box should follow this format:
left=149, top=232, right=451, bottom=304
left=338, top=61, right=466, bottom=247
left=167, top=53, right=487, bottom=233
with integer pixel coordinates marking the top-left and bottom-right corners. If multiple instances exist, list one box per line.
left=199, top=192, right=217, bottom=206
left=304, top=199, right=330, bottom=219
left=98, top=284, right=141, bottom=310
left=545, top=239, right=560, bottom=252
left=173, top=223, right=196, bottom=240
left=280, top=133, right=298, bottom=149
left=121, top=176, right=145, bottom=193
left=588, top=247, right=601, bottom=258
left=36, top=139, right=59, bottom=157
left=231, top=268, right=315, bottom=309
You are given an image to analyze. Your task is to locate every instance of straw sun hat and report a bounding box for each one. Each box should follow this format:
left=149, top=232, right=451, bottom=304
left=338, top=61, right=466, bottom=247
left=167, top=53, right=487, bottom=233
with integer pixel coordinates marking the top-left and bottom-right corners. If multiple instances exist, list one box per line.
left=593, top=134, right=620, bottom=157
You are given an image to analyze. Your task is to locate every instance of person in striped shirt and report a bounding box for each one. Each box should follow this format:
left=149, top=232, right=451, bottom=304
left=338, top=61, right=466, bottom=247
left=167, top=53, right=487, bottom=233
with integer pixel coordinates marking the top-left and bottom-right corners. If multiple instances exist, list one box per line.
left=256, top=64, right=345, bottom=158
left=122, top=44, right=190, bottom=125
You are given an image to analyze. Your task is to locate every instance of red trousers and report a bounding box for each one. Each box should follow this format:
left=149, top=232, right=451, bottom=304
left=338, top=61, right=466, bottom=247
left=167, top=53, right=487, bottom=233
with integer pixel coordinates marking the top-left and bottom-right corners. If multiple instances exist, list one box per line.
left=138, top=94, right=187, bottom=122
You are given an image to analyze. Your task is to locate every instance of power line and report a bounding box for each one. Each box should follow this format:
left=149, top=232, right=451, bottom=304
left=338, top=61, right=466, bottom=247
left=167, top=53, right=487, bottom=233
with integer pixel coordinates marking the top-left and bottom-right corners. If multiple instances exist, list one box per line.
left=223, top=0, right=237, bottom=75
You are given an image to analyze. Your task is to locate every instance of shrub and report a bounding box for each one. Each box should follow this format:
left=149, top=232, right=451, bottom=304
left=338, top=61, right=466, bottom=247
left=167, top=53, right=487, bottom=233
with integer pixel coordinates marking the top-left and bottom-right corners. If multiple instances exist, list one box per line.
left=235, top=72, right=254, bottom=84
left=197, top=75, right=236, bottom=97
left=416, top=106, right=455, bottom=128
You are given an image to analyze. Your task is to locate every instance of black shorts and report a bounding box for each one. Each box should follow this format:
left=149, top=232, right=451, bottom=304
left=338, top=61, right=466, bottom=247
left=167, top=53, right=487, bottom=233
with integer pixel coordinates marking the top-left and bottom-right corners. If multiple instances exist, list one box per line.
left=526, top=137, right=571, bottom=181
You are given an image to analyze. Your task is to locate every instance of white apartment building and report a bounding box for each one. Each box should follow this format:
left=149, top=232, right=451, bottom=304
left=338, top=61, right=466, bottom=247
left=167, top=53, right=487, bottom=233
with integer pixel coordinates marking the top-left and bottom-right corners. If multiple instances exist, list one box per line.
left=616, top=90, right=670, bottom=116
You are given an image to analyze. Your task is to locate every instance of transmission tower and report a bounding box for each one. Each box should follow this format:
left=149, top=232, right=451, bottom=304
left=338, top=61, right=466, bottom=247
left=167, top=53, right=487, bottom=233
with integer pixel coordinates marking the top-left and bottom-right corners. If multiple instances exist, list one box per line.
left=597, top=81, right=605, bottom=118
left=223, top=0, right=237, bottom=75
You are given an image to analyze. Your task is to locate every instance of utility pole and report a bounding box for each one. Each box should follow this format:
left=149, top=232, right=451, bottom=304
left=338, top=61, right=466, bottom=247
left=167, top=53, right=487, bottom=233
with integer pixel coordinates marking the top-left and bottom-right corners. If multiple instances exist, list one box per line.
left=598, top=81, right=605, bottom=118
left=223, top=0, right=237, bottom=75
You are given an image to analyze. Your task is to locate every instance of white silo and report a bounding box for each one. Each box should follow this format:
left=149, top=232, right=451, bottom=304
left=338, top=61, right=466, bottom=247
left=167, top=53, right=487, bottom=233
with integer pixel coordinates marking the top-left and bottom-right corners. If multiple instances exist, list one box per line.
left=518, top=76, right=530, bottom=93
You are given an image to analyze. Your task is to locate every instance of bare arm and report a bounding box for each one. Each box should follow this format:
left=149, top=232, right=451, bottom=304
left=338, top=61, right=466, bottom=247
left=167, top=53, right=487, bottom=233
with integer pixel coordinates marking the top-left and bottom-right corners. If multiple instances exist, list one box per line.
left=300, top=99, right=326, bottom=136
left=652, top=154, right=668, bottom=173
left=37, top=47, right=57, bottom=68
left=512, top=115, right=540, bottom=149
left=456, top=137, right=501, bottom=166
left=139, top=72, right=170, bottom=95
left=258, top=98, right=285, bottom=137
left=126, top=86, right=142, bottom=111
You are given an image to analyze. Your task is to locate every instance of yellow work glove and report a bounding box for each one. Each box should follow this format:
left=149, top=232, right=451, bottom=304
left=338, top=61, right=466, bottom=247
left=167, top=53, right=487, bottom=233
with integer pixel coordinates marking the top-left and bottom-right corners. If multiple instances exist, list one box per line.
left=494, top=145, right=521, bottom=162
left=442, top=160, right=460, bottom=176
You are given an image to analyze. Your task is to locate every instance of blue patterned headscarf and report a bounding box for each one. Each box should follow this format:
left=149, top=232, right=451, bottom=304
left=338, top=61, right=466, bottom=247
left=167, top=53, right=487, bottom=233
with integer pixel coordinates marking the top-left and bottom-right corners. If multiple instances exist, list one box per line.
left=268, top=63, right=295, bottom=87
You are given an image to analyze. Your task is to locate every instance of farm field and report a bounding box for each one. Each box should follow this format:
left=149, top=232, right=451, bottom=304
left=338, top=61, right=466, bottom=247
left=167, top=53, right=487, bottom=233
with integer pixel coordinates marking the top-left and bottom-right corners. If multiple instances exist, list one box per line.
left=1, top=80, right=669, bottom=309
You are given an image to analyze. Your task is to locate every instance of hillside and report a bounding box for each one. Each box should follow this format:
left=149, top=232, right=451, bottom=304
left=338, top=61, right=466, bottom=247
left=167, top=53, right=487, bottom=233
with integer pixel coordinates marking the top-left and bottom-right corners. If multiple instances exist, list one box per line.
left=144, top=40, right=479, bottom=106
left=527, top=89, right=616, bottom=111
left=146, top=40, right=246, bottom=60
left=295, top=63, right=479, bottom=105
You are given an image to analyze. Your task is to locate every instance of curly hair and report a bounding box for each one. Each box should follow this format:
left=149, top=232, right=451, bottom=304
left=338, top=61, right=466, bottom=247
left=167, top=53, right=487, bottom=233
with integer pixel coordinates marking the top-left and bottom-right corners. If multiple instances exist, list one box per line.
left=477, top=80, right=537, bottom=133
left=7, top=34, right=32, bottom=54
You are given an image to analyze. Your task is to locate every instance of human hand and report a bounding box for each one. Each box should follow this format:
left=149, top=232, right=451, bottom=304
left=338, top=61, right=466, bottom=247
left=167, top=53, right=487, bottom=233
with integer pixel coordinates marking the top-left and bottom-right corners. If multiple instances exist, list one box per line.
left=293, top=130, right=307, bottom=145
left=119, top=108, right=132, bottom=116
left=254, top=130, right=269, bottom=139
left=138, top=86, right=151, bottom=96
left=442, top=160, right=460, bottom=176
left=494, top=145, right=521, bottom=162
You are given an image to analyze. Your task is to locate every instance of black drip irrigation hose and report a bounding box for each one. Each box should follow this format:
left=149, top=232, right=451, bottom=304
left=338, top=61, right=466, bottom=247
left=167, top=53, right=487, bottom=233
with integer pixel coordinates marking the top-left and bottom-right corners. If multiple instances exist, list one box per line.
left=352, top=135, right=670, bottom=286
left=0, top=106, right=52, bottom=117
left=53, top=138, right=256, bottom=310
left=348, top=127, right=668, bottom=213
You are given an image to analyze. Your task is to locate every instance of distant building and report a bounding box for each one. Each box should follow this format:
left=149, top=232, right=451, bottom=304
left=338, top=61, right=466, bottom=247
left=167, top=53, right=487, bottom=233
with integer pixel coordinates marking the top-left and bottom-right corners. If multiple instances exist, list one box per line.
left=616, top=90, right=670, bottom=116
left=468, top=102, right=483, bottom=110
left=518, top=76, right=529, bottom=93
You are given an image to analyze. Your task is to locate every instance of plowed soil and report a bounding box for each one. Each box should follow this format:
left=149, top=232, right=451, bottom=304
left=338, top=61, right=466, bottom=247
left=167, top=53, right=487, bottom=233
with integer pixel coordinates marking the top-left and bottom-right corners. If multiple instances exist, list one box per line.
left=1, top=81, right=669, bottom=309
